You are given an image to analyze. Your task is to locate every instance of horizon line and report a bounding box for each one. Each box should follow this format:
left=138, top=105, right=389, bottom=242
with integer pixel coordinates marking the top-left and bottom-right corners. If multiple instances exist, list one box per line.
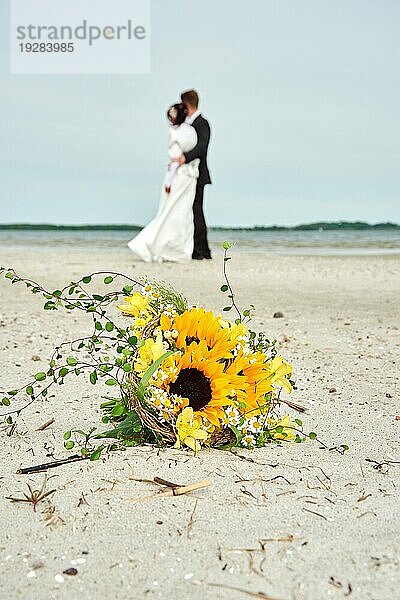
left=0, top=220, right=399, bottom=230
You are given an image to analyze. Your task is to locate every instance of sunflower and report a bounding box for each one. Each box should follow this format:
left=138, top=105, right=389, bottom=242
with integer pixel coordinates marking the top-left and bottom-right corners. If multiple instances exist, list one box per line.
left=226, top=350, right=271, bottom=413
left=160, top=307, right=244, bottom=360
left=155, top=340, right=234, bottom=428
left=226, top=351, right=292, bottom=417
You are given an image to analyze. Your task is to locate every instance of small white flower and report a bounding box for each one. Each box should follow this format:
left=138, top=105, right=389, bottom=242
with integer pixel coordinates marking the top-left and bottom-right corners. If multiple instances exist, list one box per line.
left=248, top=417, right=264, bottom=433
left=241, top=433, right=256, bottom=448
left=225, top=407, right=241, bottom=426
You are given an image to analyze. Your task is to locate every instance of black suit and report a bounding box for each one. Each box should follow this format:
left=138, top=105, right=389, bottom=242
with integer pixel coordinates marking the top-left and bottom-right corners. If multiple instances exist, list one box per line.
left=183, top=114, right=212, bottom=259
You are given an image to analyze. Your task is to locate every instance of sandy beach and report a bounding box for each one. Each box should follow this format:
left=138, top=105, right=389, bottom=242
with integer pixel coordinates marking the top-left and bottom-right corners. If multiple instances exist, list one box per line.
left=0, top=248, right=399, bottom=600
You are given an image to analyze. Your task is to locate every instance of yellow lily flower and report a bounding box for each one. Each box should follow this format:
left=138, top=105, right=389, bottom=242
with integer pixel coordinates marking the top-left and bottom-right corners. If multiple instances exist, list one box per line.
left=267, top=356, right=293, bottom=393
left=270, top=414, right=296, bottom=440
left=117, top=292, right=151, bottom=317
left=174, top=407, right=208, bottom=452
left=134, top=331, right=166, bottom=374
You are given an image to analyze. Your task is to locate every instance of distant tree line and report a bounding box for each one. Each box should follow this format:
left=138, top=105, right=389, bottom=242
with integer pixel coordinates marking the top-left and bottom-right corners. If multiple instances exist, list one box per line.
left=0, top=221, right=398, bottom=231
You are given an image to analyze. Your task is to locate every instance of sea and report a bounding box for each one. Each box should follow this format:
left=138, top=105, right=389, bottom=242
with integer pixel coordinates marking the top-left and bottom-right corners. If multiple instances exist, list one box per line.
left=1, top=229, right=400, bottom=256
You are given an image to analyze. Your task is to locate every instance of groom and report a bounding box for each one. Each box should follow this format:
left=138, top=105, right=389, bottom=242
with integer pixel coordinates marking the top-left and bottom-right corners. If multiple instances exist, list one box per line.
left=178, top=89, right=212, bottom=260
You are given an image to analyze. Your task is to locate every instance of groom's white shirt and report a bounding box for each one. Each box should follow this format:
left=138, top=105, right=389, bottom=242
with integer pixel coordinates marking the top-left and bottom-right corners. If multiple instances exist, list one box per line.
left=186, top=110, right=201, bottom=125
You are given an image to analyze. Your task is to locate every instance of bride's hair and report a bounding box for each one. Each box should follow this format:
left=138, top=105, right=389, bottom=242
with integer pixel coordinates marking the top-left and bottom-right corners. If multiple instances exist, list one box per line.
left=167, top=103, right=188, bottom=126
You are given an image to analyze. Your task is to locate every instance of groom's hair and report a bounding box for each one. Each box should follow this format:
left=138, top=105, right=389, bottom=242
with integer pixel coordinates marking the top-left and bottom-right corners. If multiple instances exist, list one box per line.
left=181, top=89, right=199, bottom=109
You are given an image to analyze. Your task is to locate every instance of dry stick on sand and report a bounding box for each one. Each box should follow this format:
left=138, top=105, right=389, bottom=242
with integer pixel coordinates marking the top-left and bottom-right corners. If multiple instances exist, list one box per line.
left=207, top=582, right=279, bottom=600
left=129, top=479, right=211, bottom=503
left=17, top=454, right=88, bottom=475
left=36, top=418, right=55, bottom=431
left=279, top=398, right=306, bottom=412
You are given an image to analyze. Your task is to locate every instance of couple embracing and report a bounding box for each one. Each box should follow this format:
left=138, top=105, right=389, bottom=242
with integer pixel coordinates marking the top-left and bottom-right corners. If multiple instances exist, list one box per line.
left=128, top=90, right=212, bottom=262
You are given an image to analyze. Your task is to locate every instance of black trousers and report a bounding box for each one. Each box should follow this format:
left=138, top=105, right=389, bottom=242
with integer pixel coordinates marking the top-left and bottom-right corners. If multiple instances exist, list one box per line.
left=192, top=182, right=211, bottom=259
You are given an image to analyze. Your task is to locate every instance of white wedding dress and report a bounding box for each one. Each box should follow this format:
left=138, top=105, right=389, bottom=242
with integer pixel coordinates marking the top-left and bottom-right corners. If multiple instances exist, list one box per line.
left=128, top=123, right=199, bottom=262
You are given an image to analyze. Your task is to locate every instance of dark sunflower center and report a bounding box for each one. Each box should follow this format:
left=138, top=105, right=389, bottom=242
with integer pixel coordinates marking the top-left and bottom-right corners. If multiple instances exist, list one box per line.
left=186, top=335, right=200, bottom=346
left=169, top=368, right=212, bottom=411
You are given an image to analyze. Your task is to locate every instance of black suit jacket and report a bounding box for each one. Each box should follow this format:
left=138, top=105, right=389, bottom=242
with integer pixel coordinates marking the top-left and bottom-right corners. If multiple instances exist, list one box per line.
left=183, top=114, right=212, bottom=186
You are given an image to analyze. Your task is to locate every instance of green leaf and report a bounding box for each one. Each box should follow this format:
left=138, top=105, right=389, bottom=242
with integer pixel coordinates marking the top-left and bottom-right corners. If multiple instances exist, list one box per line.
left=309, top=432, right=317, bottom=440
left=223, top=306, right=232, bottom=312
left=128, top=336, right=137, bottom=347
left=52, top=290, right=62, bottom=298
left=95, top=321, right=103, bottom=331
left=59, top=367, right=68, bottom=378
left=105, top=322, right=114, bottom=332
left=123, top=363, right=132, bottom=373
left=5, top=272, right=14, bottom=280
left=90, top=371, right=98, bottom=385
left=44, top=301, right=57, bottom=310
left=90, top=446, right=104, bottom=461
left=65, top=440, right=74, bottom=450
left=104, top=276, right=113, bottom=284
left=26, top=386, right=34, bottom=396
left=2, top=397, right=11, bottom=406
left=96, top=411, right=142, bottom=440
left=123, top=285, right=134, bottom=294
left=63, top=431, right=72, bottom=440
left=66, top=357, right=78, bottom=367
left=230, top=425, right=242, bottom=444
left=136, top=350, right=175, bottom=402
left=111, top=404, right=125, bottom=417
left=222, top=241, right=232, bottom=250
left=294, top=418, right=303, bottom=427
left=275, top=426, right=284, bottom=433
left=82, top=276, right=92, bottom=284
left=105, top=378, right=118, bottom=386
left=220, top=285, right=229, bottom=292
left=34, top=372, right=46, bottom=382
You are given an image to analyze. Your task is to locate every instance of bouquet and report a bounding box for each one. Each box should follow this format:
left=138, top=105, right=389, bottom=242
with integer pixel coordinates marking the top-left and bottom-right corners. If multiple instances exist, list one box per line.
left=1, top=245, right=306, bottom=458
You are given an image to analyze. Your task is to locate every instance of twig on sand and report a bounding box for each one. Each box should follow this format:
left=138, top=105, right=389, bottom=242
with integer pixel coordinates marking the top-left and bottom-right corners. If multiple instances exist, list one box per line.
left=154, top=476, right=180, bottom=488
left=129, top=479, right=211, bottom=503
left=366, top=458, right=400, bottom=470
left=17, top=454, right=88, bottom=475
left=280, top=399, right=306, bottom=412
left=207, top=582, right=279, bottom=599
left=187, top=498, right=198, bottom=538
left=36, top=418, right=55, bottom=431
left=129, top=476, right=180, bottom=488
left=6, top=474, right=57, bottom=511
left=302, top=507, right=330, bottom=520
left=260, top=535, right=294, bottom=544
left=7, top=423, right=17, bottom=437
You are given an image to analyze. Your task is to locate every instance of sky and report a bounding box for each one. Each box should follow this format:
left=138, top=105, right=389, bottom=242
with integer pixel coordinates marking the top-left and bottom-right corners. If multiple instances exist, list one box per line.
left=1, top=0, right=399, bottom=227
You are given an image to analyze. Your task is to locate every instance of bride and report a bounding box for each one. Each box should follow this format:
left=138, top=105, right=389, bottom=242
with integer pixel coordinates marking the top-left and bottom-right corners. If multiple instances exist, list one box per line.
left=127, top=103, right=199, bottom=262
